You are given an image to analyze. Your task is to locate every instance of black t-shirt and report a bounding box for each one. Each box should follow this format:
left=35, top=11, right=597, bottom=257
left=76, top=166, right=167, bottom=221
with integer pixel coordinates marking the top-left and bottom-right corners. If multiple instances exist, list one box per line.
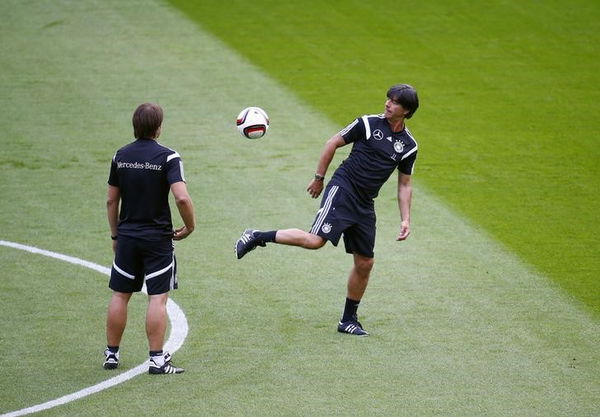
left=330, top=114, right=418, bottom=203
left=108, top=138, right=185, bottom=239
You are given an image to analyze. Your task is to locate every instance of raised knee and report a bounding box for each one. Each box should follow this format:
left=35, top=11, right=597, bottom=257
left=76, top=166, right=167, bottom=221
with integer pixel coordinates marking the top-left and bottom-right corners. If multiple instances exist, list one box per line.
left=305, top=234, right=326, bottom=249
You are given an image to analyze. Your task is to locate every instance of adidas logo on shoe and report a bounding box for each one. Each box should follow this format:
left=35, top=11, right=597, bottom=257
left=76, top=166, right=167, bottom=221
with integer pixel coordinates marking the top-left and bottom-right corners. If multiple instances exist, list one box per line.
left=103, top=348, right=119, bottom=370
left=337, top=320, right=369, bottom=336
left=235, top=229, right=265, bottom=259
left=148, top=352, right=184, bottom=375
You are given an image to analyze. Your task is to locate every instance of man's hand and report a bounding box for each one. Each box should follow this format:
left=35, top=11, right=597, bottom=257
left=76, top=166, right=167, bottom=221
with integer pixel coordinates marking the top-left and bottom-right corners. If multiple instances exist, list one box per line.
left=396, top=220, right=410, bottom=241
left=173, top=225, right=193, bottom=240
left=306, top=179, right=324, bottom=199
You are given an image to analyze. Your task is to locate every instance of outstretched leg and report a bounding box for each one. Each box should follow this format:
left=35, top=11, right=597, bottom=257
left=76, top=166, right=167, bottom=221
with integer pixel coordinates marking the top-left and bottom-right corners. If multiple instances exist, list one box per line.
left=272, top=228, right=326, bottom=249
left=235, top=228, right=325, bottom=259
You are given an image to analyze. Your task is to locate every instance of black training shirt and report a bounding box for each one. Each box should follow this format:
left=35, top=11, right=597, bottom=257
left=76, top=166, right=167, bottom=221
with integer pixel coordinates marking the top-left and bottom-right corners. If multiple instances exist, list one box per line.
left=330, top=114, right=418, bottom=203
left=108, top=138, right=185, bottom=239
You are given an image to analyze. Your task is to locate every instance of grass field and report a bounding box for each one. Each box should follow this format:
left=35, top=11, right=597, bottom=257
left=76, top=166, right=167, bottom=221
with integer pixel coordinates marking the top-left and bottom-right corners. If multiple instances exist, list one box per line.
left=0, top=1, right=598, bottom=416
left=170, top=0, right=600, bottom=315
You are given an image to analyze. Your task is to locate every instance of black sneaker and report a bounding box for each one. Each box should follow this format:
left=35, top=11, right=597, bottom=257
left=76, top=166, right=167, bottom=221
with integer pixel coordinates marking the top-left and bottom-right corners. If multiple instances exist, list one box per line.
left=235, top=229, right=265, bottom=259
left=148, top=352, right=184, bottom=375
left=103, top=348, right=119, bottom=370
left=337, top=320, right=369, bottom=336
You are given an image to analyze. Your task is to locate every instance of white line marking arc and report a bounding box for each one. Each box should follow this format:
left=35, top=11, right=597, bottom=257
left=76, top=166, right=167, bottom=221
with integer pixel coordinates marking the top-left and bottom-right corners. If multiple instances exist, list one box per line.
left=0, top=240, right=189, bottom=417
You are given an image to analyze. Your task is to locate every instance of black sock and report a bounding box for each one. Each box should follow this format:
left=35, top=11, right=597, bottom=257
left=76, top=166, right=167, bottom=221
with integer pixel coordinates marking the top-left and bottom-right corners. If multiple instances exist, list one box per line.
left=107, top=345, right=119, bottom=353
left=149, top=350, right=163, bottom=357
left=256, top=230, right=277, bottom=243
left=341, top=297, right=360, bottom=322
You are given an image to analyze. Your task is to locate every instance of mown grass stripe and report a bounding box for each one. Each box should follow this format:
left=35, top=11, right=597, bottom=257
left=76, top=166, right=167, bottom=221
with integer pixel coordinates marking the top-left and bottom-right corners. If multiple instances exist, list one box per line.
left=0, top=1, right=597, bottom=416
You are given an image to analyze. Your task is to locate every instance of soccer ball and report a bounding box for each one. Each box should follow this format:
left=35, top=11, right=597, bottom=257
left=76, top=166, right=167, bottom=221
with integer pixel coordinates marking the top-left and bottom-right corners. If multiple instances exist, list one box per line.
left=236, top=107, right=269, bottom=139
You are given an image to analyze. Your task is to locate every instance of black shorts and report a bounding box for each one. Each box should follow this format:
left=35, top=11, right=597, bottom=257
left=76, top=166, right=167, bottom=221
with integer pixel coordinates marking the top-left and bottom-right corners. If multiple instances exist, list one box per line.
left=109, top=236, right=178, bottom=295
left=309, top=185, right=376, bottom=258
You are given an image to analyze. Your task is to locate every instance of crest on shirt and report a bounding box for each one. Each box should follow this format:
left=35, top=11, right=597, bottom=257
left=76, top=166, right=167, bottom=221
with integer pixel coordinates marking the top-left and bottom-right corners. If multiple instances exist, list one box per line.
left=321, top=223, right=332, bottom=234
left=394, top=140, right=405, bottom=153
left=372, top=129, right=384, bottom=141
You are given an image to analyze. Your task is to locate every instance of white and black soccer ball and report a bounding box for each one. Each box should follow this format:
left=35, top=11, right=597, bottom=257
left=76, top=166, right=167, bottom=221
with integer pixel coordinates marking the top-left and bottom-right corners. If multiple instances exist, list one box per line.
left=236, top=107, right=269, bottom=139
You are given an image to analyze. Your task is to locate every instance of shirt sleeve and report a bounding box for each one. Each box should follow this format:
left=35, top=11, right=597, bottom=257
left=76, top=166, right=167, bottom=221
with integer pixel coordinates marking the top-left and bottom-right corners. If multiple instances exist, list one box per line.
left=339, top=117, right=365, bottom=144
left=165, top=151, right=186, bottom=184
left=108, top=154, right=119, bottom=186
left=398, top=150, right=417, bottom=175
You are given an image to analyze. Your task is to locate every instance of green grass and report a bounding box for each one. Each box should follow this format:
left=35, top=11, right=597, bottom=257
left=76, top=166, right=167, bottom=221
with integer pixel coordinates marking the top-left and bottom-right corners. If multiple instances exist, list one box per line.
left=0, top=1, right=598, bottom=416
left=168, top=0, right=600, bottom=315
left=0, top=249, right=148, bottom=407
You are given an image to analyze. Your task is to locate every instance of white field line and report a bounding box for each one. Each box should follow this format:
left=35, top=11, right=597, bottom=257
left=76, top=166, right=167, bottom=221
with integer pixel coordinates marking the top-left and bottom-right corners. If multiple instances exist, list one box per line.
left=0, top=240, right=189, bottom=417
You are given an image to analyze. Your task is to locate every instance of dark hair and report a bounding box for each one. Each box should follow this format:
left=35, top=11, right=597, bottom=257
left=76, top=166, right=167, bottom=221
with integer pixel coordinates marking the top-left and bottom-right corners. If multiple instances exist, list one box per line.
left=387, top=84, right=419, bottom=119
left=132, top=102, right=163, bottom=139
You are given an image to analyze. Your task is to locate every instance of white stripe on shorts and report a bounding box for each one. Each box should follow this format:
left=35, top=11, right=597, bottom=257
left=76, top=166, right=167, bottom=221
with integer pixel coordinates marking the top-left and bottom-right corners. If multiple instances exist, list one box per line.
left=112, top=261, right=135, bottom=279
left=310, top=185, right=339, bottom=234
left=170, top=253, right=176, bottom=290
left=145, top=260, right=174, bottom=280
